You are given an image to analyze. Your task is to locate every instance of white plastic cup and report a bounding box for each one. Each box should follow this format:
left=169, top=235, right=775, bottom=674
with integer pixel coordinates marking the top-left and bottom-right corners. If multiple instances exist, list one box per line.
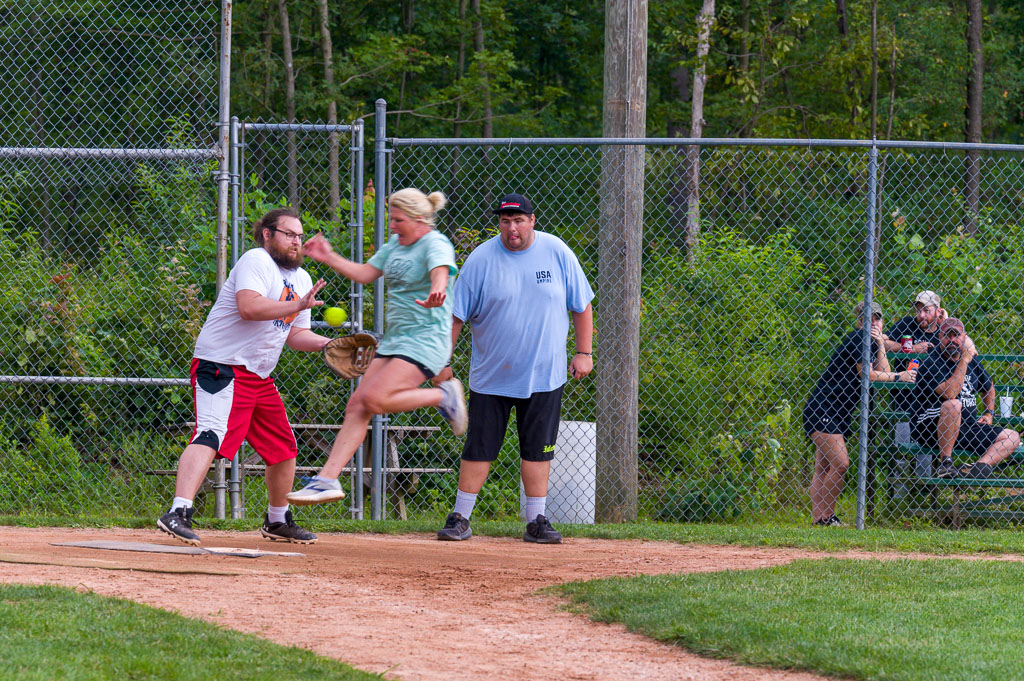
left=1000, top=395, right=1014, bottom=418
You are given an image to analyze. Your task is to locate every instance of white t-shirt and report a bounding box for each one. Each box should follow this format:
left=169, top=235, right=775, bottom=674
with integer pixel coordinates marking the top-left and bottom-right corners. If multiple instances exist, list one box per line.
left=193, top=247, right=313, bottom=379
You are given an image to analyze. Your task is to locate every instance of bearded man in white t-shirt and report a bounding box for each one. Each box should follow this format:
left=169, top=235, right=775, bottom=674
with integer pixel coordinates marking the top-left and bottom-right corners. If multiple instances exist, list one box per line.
left=157, top=207, right=330, bottom=546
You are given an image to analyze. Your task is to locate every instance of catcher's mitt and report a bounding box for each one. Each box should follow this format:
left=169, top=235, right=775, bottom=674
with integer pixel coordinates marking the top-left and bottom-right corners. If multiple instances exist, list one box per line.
left=322, top=333, right=378, bottom=379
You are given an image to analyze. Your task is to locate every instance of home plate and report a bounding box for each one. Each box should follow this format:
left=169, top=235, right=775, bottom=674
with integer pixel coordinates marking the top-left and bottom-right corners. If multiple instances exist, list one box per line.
left=52, top=541, right=304, bottom=558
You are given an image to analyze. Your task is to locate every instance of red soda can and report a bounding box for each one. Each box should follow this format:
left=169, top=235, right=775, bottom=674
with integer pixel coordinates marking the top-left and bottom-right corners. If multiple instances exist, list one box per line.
left=907, top=358, right=920, bottom=372
left=901, top=335, right=914, bottom=352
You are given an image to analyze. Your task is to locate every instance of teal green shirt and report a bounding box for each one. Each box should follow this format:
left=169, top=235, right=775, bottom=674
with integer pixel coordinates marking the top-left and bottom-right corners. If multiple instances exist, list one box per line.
left=368, top=230, right=458, bottom=375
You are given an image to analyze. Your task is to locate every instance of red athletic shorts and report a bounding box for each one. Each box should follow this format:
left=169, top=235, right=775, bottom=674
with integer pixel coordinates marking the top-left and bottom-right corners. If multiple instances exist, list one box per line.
left=189, top=358, right=297, bottom=465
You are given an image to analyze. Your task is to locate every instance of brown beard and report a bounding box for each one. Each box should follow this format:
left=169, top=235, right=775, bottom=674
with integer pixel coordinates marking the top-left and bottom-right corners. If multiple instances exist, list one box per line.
left=266, top=240, right=303, bottom=269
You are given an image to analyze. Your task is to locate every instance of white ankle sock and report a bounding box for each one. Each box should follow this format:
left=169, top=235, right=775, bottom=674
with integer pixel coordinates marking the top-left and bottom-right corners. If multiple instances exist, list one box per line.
left=171, top=497, right=193, bottom=512
left=267, top=504, right=289, bottom=524
left=313, top=475, right=340, bottom=488
left=453, top=489, right=477, bottom=518
left=524, top=496, right=546, bottom=523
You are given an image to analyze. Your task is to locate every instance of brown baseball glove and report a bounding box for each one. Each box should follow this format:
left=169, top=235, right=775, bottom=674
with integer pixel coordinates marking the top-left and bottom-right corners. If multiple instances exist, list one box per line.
left=322, top=333, right=378, bottom=379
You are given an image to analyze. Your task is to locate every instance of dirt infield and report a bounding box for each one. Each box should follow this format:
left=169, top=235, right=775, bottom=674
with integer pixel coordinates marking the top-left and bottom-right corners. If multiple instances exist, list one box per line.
left=0, top=526, right=863, bottom=680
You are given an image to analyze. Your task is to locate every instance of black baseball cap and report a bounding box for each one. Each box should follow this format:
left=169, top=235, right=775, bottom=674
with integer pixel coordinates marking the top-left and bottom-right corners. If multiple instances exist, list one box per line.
left=492, top=193, right=534, bottom=215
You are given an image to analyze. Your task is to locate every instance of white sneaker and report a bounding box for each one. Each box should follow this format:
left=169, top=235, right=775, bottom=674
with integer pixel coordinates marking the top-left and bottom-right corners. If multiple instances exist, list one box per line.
left=438, top=378, right=468, bottom=436
left=286, top=478, right=346, bottom=506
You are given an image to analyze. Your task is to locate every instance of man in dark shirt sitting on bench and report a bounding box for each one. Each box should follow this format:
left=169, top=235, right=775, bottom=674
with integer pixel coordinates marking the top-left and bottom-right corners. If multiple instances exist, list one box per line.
left=910, top=318, right=1021, bottom=479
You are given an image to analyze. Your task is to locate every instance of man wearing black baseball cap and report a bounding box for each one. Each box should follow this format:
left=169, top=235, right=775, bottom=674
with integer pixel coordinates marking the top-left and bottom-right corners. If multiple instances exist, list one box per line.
left=910, top=318, right=1020, bottom=478
left=433, top=192, right=594, bottom=544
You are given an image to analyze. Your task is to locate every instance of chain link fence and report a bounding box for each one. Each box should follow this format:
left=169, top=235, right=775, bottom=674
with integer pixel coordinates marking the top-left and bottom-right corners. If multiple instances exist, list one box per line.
left=232, top=119, right=372, bottom=521
left=3, top=4, right=1024, bottom=531
left=388, top=137, right=1024, bottom=529
left=0, top=1, right=222, bottom=518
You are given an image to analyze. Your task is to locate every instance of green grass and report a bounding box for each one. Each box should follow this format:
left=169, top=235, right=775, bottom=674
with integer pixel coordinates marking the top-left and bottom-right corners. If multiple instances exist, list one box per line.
left=0, top=584, right=380, bottom=681
left=555, top=558, right=1024, bottom=681
left=9, top=514, right=1024, bottom=556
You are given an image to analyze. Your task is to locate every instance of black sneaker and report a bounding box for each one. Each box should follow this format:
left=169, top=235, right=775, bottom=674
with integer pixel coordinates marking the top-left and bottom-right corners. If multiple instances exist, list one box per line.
left=437, top=512, right=472, bottom=541
left=935, top=457, right=959, bottom=478
left=260, top=511, right=317, bottom=544
left=960, top=462, right=994, bottom=479
left=157, top=507, right=200, bottom=546
left=524, top=514, right=562, bottom=544
left=814, top=515, right=844, bottom=527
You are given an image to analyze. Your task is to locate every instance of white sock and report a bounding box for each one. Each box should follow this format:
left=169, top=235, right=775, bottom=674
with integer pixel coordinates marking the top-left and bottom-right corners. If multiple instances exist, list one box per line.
left=171, top=496, right=193, bottom=512
left=453, top=489, right=478, bottom=518
left=525, top=496, right=546, bottom=523
left=313, top=475, right=340, bottom=488
left=267, top=504, right=289, bottom=524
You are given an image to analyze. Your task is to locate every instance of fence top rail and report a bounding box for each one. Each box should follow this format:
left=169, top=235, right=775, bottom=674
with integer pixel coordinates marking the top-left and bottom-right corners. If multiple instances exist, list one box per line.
left=0, top=376, right=189, bottom=387
left=391, top=137, right=1024, bottom=153
left=0, top=147, right=220, bottom=160
left=243, top=122, right=357, bottom=134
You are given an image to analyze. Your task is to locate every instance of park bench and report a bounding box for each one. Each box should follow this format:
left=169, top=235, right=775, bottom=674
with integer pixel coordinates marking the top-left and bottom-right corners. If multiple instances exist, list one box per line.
left=870, top=352, right=1024, bottom=526
left=149, top=423, right=451, bottom=519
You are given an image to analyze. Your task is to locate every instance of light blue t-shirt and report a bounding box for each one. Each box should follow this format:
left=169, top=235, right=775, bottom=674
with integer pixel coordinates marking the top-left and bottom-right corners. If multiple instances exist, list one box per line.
left=368, top=230, right=458, bottom=375
left=452, top=231, right=594, bottom=398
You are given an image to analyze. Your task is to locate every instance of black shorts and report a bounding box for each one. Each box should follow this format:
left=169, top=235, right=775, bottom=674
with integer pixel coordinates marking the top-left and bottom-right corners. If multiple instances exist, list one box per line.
left=802, top=395, right=855, bottom=439
left=376, top=353, right=434, bottom=381
left=461, top=387, right=564, bottom=462
left=911, top=417, right=1003, bottom=456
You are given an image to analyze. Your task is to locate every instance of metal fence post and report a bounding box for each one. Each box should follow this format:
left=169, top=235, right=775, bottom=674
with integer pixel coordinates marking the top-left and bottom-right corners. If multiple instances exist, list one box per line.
left=228, top=114, right=243, bottom=519
left=212, top=0, right=234, bottom=520
left=856, top=140, right=880, bottom=530
left=352, top=118, right=366, bottom=519
left=371, top=100, right=388, bottom=520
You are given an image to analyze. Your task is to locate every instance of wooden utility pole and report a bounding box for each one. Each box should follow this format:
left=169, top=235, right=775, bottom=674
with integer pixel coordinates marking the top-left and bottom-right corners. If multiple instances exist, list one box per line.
left=596, top=0, right=647, bottom=523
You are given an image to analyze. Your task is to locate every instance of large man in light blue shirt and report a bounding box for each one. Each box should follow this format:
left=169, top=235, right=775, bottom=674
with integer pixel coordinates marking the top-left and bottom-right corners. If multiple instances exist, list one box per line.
left=435, top=193, right=594, bottom=544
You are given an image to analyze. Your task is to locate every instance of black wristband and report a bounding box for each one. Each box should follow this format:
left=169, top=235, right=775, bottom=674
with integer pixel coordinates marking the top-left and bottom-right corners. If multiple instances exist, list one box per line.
left=984, top=409, right=995, bottom=415
left=576, top=351, right=592, bottom=356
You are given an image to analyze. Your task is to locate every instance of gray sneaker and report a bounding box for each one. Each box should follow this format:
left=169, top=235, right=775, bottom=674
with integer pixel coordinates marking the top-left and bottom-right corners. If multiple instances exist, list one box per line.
left=438, top=378, right=468, bottom=436
left=157, top=507, right=200, bottom=546
left=261, top=511, right=317, bottom=544
left=437, top=512, right=472, bottom=541
left=935, top=457, right=959, bottom=478
left=286, top=477, right=346, bottom=506
left=524, top=514, right=562, bottom=544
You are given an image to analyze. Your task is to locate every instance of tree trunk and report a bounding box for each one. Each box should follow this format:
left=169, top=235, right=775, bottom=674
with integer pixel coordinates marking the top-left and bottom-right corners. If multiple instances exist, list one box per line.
left=870, top=0, right=878, bottom=139
left=739, top=0, right=749, bottom=74
left=875, top=23, right=899, bottom=270
left=279, top=0, right=299, bottom=210
left=263, top=2, right=275, bottom=115
left=963, top=0, right=983, bottom=237
left=835, top=0, right=848, bottom=38
left=666, top=65, right=690, bottom=138
left=318, top=0, right=340, bottom=222
left=395, top=0, right=415, bottom=137
left=597, top=0, right=648, bottom=523
left=471, top=0, right=493, bottom=221
left=684, top=0, right=715, bottom=265
left=472, top=0, right=493, bottom=139
left=448, top=0, right=468, bottom=232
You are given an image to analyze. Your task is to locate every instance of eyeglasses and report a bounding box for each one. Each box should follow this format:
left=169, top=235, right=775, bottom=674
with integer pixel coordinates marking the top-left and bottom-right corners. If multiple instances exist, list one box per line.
left=271, top=227, right=303, bottom=243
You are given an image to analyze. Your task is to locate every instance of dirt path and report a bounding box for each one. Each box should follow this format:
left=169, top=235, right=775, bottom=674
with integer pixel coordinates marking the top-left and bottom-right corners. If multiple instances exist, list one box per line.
left=2, top=526, right=995, bottom=681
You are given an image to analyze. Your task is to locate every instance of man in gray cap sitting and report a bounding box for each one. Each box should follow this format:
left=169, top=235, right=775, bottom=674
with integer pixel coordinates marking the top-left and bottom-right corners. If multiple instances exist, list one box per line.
left=883, top=290, right=948, bottom=450
left=910, top=318, right=1021, bottom=478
